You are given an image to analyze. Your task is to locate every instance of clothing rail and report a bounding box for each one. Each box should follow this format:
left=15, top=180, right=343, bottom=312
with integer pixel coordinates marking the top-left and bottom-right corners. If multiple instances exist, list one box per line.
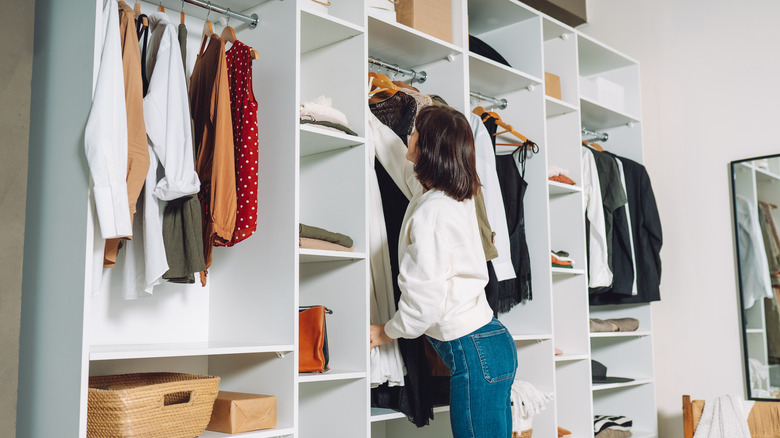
left=582, top=127, right=609, bottom=142
left=470, top=91, right=508, bottom=110
left=368, top=57, right=427, bottom=84
left=182, top=0, right=259, bottom=29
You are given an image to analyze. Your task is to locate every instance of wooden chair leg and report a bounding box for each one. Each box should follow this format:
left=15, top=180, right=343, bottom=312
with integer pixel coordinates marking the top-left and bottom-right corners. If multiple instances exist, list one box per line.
left=683, top=395, right=694, bottom=438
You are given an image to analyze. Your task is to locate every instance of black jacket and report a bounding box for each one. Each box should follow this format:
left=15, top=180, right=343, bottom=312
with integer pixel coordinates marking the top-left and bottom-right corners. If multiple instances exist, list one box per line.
left=590, top=153, right=662, bottom=305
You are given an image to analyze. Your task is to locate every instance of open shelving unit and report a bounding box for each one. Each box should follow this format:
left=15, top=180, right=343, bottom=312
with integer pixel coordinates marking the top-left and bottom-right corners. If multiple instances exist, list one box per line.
left=18, top=1, right=656, bottom=437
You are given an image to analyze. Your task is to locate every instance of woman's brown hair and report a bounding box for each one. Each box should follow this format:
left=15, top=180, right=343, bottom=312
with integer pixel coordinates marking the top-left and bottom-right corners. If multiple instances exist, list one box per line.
left=412, top=105, right=481, bottom=201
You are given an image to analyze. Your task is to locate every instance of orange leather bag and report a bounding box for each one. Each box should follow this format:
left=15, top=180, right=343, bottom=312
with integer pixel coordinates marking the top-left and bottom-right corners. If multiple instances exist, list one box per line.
left=298, top=306, right=332, bottom=373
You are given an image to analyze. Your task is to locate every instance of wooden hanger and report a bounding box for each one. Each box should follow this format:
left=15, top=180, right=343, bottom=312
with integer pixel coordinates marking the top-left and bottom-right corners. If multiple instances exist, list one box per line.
left=158, top=0, right=165, bottom=12
left=134, top=1, right=148, bottom=27
left=368, top=72, right=399, bottom=95
left=180, top=0, right=185, bottom=24
left=582, top=140, right=604, bottom=152
left=221, top=24, right=237, bottom=43
left=472, top=106, right=487, bottom=116
left=489, top=112, right=530, bottom=143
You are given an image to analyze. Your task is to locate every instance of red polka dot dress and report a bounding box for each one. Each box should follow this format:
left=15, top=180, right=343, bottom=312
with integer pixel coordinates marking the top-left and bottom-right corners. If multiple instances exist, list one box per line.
left=218, top=40, right=259, bottom=246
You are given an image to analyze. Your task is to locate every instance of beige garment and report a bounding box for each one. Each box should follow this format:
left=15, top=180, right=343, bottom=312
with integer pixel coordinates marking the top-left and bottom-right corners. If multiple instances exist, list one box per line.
left=474, top=188, right=498, bottom=261
left=299, top=237, right=354, bottom=252
left=190, top=34, right=237, bottom=284
left=595, top=429, right=632, bottom=438
left=104, top=1, right=151, bottom=268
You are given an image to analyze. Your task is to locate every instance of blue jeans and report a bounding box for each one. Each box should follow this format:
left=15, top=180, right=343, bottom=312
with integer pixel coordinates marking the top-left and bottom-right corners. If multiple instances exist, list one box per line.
left=427, top=318, right=517, bottom=438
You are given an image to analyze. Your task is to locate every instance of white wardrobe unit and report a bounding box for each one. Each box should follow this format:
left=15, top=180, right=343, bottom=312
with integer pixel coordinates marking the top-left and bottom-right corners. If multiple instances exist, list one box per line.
left=17, top=1, right=656, bottom=437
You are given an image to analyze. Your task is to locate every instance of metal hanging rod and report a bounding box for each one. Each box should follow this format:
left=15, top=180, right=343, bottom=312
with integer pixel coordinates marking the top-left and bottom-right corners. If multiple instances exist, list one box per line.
left=368, top=57, right=427, bottom=84
left=470, top=91, right=508, bottom=110
left=582, top=127, right=609, bottom=142
left=182, top=0, right=259, bottom=29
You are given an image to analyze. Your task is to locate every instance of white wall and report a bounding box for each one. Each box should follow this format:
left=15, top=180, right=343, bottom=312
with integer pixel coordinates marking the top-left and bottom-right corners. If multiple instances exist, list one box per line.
left=580, top=0, right=780, bottom=436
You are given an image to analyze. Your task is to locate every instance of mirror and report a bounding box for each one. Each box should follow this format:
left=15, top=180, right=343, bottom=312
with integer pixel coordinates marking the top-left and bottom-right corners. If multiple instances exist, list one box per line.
left=733, top=154, right=780, bottom=400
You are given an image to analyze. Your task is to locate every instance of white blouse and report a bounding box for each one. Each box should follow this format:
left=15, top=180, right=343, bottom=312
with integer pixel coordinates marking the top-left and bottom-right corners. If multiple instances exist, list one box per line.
left=582, top=147, right=613, bottom=288
left=85, top=0, right=130, bottom=239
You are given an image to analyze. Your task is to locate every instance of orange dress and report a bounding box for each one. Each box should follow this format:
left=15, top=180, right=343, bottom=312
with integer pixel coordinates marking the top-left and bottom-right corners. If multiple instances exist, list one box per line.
left=190, top=34, right=237, bottom=284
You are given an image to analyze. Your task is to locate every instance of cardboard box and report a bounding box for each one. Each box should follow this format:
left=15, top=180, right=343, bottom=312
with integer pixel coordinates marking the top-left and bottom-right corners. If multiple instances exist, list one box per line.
left=545, top=72, right=562, bottom=100
left=396, top=0, right=452, bottom=43
left=206, top=391, right=277, bottom=434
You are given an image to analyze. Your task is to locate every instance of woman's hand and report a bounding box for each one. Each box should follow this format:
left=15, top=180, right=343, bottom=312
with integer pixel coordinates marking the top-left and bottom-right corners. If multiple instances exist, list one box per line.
left=370, top=324, right=394, bottom=349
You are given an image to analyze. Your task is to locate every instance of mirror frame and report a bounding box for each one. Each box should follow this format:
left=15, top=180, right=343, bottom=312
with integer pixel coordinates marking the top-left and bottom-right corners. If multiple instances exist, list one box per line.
left=732, top=154, right=780, bottom=401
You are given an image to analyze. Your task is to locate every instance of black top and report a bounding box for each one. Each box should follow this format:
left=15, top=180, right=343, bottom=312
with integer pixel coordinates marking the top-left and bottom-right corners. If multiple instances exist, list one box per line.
left=590, top=153, right=662, bottom=305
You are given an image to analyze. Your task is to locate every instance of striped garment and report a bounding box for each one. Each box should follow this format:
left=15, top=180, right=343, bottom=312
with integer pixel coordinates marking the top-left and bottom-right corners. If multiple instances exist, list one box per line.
left=594, top=415, right=633, bottom=434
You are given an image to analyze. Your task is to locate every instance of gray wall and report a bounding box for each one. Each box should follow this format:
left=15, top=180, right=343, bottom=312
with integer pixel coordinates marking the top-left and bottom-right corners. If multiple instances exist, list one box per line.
left=1, top=0, right=35, bottom=436
left=16, top=0, right=94, bottom=436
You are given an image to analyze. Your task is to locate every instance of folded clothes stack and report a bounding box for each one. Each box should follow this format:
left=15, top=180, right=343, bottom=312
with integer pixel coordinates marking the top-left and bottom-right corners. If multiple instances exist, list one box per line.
left=548, top=165, right=576, bottom=185
left=299, top=224, right=354, bottom=252
left=300, top=95, right=358, bottom=136
left=594, top=415, right=632, bottom=438
left=552, top=250, right=575, bottom=269
left=589, top=318, right=639, bottom=332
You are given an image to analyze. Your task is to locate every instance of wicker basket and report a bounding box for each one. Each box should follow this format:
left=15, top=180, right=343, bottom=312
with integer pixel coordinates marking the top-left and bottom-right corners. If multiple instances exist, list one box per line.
left=87, top=372, right=220, bottom=438
left=513, top=430, right=533, bottom=438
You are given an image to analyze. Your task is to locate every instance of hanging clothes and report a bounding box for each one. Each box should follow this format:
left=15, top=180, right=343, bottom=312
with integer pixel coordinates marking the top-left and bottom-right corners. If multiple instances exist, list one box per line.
left=581, top=147, right=612, bottom=288
left=469, top=112, right=514, bottom=282
left=142, top=11, right=204, bottom=284
left=214, top=40, right=259, bottom=246
left=480, top=112, right=533, bottom=312
left=85, top=0, right=131, bottom=241
left=366, top=100, right=405, bottom=391
left=369, top=91, right=437, bottom=427
left=587, top=148, right=632, bottom=296
left=610, top=154, right=639, bottom=296
left=190, top=33, right=237, bottom=285
left=121, top=11, right=204, bottom=297
left=104, top=1, right=151, bottom=268
left=589, top=154, right=662, bottom=305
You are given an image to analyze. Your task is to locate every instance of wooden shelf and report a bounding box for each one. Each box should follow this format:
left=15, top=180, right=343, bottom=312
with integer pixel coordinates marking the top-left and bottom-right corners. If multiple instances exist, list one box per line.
left=469, top=53, right=541, bottom=96
left=555, top=354, right=589, bottom=362
left=548, top=180, right=582, bottom=195
left=552, top=267, right=584, bottom=276
left=90, top=342, right=294, bottom=361
left=545, top=95, right=578, bottom=118
left=590, top=331, right=651, bottom=338
left=299, top=248, right=366, bottom=263
left=367, top=13, right=462, bottom=67
left=299, top=125, right=364, bottom=157
left=577, top=33, right=637, bottom=77
left=513, top=334, right=553, bottom=341
left=298, top=369, right=366, bottom=383
left=580, top=96, right=640, bottom=130
left=201, top=426, right=295, bottom=438
left=542, top=16, right=574, bottom=42
left=371, top=405, right=450, bottom=422
left=468, top=0, right=539, bottom=35
left=300, top=9, right=364, bottom=55
left=592, top=378, right=654, bottom=391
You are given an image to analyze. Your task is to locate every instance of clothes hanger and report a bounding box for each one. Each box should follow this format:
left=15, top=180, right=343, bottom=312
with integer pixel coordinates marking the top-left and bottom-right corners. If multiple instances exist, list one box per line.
left=180, top=0, right=185, bottom=24
left=158, top=0, right=165, bottom=12
left=202, top=2, right=214, bottom=39
left=135, top=1, right=148, bottom=27
left=368, top=72, right=398, bottom=95
left=582, top=140, right=604, bottom=152
left=220, top=10, right=237, bottom=43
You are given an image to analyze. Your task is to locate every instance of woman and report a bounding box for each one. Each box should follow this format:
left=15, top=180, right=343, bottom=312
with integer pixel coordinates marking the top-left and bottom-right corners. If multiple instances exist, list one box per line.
left=370, top=105, right=518, bottom=438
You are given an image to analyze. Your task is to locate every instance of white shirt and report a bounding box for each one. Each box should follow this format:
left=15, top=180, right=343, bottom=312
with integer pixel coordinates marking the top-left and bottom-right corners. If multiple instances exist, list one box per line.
left=367, top=112, right=406, bottom=388
left=385, top=185, right=493, bottom=342
left=469, top=112, right=515, bottom=281
left=737, top=196, right=773, bottom=309
left=85, top=0, right=130, bottom=239
left=144, top=12, right=200, bottom=201
left=123, top=12, right=198, bottom=298
left=372, top=115, right=493, bottom=341
left=582, top=147, right=613, bottom=288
